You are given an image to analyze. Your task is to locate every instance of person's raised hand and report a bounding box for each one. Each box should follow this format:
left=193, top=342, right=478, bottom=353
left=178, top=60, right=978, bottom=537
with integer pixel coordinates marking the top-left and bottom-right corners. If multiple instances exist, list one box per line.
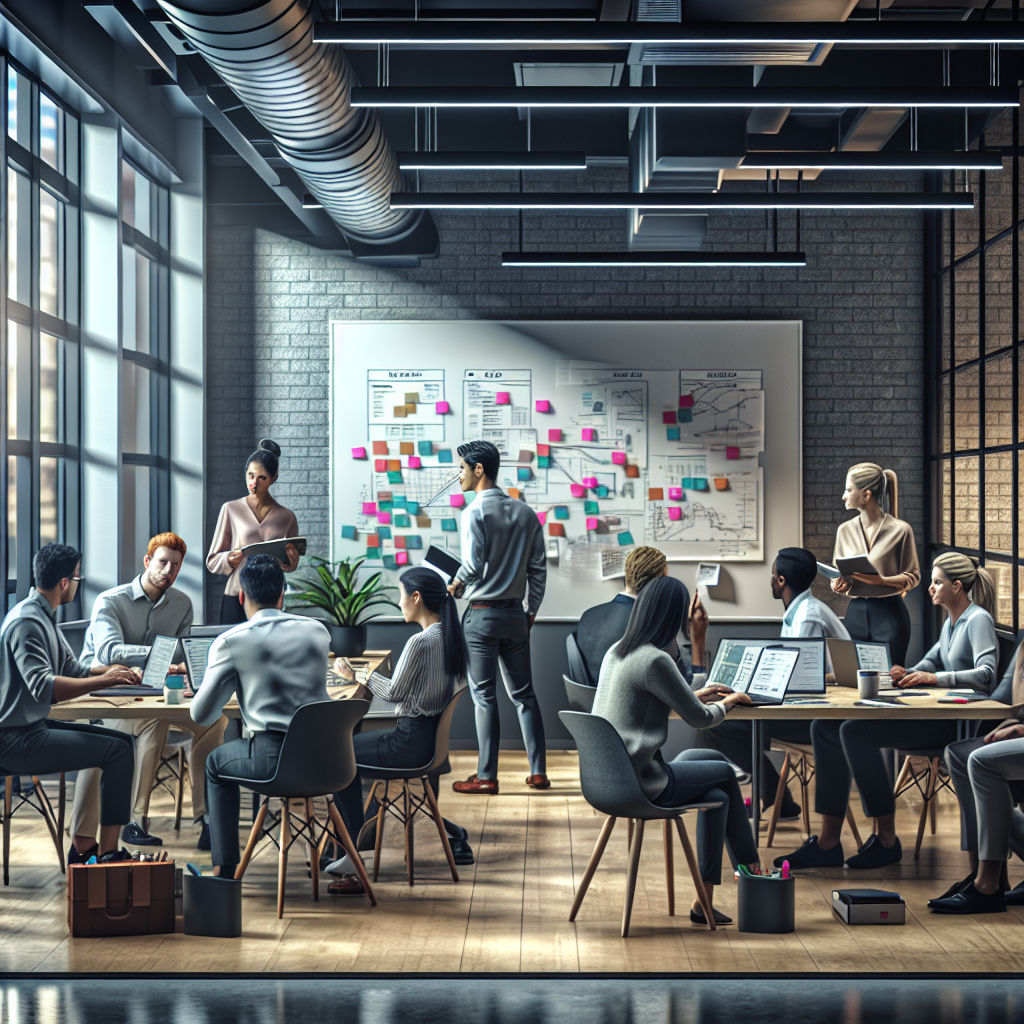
left=831, top=576, right=852, bottom=594
left=689, top=593, right=709, bottom=642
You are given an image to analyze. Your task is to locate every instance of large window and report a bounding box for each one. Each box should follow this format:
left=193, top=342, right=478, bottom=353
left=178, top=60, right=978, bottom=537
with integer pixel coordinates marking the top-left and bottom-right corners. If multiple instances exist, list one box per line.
left=926, top=103, right=1021, bottom=631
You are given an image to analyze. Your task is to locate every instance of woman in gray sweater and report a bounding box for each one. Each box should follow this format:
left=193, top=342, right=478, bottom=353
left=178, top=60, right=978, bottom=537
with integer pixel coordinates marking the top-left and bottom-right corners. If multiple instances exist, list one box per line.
left=593, top=576, right=760, bottom=925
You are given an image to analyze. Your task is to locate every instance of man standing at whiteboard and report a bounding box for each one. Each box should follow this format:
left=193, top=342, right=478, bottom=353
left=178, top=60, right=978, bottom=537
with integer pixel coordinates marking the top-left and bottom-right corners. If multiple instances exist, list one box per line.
left=447, top=440, right=549, bottom=794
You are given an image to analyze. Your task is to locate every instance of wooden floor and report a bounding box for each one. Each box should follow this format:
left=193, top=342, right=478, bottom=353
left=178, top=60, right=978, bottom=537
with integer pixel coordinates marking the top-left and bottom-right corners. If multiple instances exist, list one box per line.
left=2, top=750, right=1023, bottom=973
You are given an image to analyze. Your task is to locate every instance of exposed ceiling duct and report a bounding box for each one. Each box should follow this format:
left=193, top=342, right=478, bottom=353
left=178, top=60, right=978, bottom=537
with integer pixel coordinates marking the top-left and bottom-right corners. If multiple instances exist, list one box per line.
left=156, top=0, right=437, bottom=259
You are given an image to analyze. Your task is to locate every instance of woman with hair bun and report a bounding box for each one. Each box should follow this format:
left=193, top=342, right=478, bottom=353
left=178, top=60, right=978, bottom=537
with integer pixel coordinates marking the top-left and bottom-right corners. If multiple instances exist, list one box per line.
left=831, top=462, right=920, bottom=665
left=206, top=439, right=300, bottom=625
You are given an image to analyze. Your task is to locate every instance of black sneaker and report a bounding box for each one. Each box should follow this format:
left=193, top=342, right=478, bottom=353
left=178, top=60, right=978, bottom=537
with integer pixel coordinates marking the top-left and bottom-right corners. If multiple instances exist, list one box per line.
left=748, top=796, right=801, bottom=822
left=845, top=834, right=902, bottom=869
left=447, top=836, right=474, bottom=865
left=67, top=843, right=98, bottom=865
left=930, top=881, right=1007, bottom=915
left=197, top=820, right=211, bottom=851
left=929, top=872, right=976, bottom=906
left=97, top=847, right=133, bottom=863
left=122, top=821, right=162, bottom=847
left=773, top=835, right=844, bottom=869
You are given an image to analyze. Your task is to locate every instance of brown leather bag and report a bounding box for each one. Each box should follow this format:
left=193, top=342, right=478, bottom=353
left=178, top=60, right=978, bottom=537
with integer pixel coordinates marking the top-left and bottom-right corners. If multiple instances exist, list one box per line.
left=68, top=861, right=175, bottom=938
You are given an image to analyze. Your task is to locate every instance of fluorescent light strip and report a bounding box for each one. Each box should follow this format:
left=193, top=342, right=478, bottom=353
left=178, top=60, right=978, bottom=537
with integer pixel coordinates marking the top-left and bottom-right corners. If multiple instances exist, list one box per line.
left=501, top=251, right=808, bottom=267
left=741, top=151, right=1004, bottom=171
left=397, top=150, right=587, bottom=170
left=391, top=191, right=975, bottom=210
left=354, top=86, right=1018, bottom=110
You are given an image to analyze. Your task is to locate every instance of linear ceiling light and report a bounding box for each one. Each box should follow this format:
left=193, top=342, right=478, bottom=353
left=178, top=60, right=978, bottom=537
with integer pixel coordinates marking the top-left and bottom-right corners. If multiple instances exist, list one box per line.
left=315, top=20, right=1024, bottom=47
left=397, top=151, right=587, bottom=170
left=740, top=151, right=1004, bottom=171
left=391, top=191, right=975, bottom=210
left=354, top=86, right=1018, bottom=109
left=501, top=251, right=808, bottom=267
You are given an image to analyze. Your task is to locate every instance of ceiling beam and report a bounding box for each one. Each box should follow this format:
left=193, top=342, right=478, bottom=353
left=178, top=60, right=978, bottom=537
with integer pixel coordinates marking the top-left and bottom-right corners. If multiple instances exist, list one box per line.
left=396, top=151, right=587, bottom=169
left=740, top=151, right=1004, bottom=170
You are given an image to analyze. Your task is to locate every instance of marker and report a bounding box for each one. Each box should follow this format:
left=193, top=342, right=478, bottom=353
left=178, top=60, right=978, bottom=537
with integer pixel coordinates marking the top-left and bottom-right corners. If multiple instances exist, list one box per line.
left=186, top=863, right=204, bottom=877
left=781, top=860, right=790, bottom=879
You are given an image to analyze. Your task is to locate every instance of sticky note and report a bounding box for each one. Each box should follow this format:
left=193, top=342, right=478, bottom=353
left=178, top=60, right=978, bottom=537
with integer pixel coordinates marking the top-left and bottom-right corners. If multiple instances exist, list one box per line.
left=394, top=514, right=410, bottom=527
left=406, top=501, right=420, bottom=514
left=450, top=493, right=465, bottom=507
left=715, top=478, right=729, bottom=491
left=612, top=451, right=626, bottom=465
left=351, top=447, right=367, bottom=459
left=548, top=522, right=566, bottom=537
left=341, top=525, right=357, bottom=540
left=662, top=411, right=676, bottom=424
left=406, top=535, right=423, bottom=549
left=537, top=456, right=550, bottom=468
left=394, top=536, right=407, bottom=549
left=435, top=401, right=449, bottom=414
left=379, top=501, right=393, bottom=512
left=669, top=487, right=683, bottom=501
left=692, top=478, right=708, bottom=490
left=679, top=394, right=694, bottom=408
left=678, top=409, right=693, bottom=424
left=416, top=515, right=431, bottom=528
left=668, top=506, right=682, bottom=521
left=438, top=449, right=453, bottom=463
left=586, top=517, right=598, bottom=530
left=582, top=428, right=596, bottom=442
left=554, top=506, right=569, bottom=520
left=377, top=526, right=392, bottom=540
left=518, top=467, right=532, bottom=481
left=366, top=546, right=380, bottom=558
left=387, top=460, right=400, bottom=472
left=378, top=491, right=392, bottom=502
left=537, top=511, right=547, bottom=525
left=399, top=442, right=413, bottom=456
left=648, top=488, right=664, bottom=501
left=548, top=429, right=562, bottom=442
left=536, top=400, right=551, bottom=413
left=518, top=449, right=534, bottom=464
left=392, top=496, right=406, bottom=508
left=387, top=470, right=403, bottom=484
left=393, top=406, right=407, bottom=418
left=382, top=555, right=397, bottom=569
left=404, top=392, right=419, bottom=405
left=583, top=477, right=598, bottom=489
left=374, top=460, right=387, bottom=472
left=726, top=446, right=740, bottom=460
left=362, top=502, right=377, bottom=515
left=596, top=486, right=609, bottom=497
left=377, top=512, right=391, bottom=525
left=418, top=441, right=433, bottom=456
left=667, top=427, right=680, bottom=441
left=366, top=534, right=380, bottom=548
left=405, top=404, right=417, bottom=414
left=409, top=457, right=422, bottom=469
left=537, top=444, right=550, bottom=457
left=585, top=501, right=599, bottom=514
left=682, top=477, right=693, bottom=489
left=618, top=532, right=634, bottom=546
left=372, top=441, right=389, bottom=456
left=495, top=392, right=511, bottom=405
left=625, top=464, right=639, bottom=478
left=396, top=551, right=408, bottom=565
left=570, top=483, right=586, bottom=498
left=508, top=487, right=520, bottom=500
left=441, top=518, right=457, bottom=532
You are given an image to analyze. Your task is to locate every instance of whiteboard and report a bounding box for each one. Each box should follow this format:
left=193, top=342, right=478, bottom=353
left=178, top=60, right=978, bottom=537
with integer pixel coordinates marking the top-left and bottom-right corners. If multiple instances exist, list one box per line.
left=329, top=320, right=802, bottom=620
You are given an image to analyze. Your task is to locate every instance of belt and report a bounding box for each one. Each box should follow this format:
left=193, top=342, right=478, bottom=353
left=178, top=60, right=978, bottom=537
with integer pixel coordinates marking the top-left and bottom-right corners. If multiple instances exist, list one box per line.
left=470, top=600, right=520, bottom=609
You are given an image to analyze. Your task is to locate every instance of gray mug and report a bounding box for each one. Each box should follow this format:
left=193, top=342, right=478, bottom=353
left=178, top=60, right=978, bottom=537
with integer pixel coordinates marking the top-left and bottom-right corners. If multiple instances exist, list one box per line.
left=857, top=670, right=880, bottom=700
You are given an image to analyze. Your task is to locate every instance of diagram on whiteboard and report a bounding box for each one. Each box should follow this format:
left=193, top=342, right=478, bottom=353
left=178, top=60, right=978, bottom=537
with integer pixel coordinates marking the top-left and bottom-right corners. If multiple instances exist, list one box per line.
left=675, top=370, right=764, bottom=454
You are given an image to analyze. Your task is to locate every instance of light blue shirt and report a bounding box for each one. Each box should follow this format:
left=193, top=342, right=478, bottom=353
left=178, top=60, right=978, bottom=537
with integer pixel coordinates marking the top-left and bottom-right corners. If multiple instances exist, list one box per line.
left=912, top=602, right=998, bottom=692
left=781, top=590, right=851, bottom=641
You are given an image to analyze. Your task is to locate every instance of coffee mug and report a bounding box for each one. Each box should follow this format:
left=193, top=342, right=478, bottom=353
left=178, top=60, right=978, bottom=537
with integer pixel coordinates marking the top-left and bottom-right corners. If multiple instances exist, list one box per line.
left=857, top=670, right=880, bottom=700
left=164, top=685, right=183, bottom=706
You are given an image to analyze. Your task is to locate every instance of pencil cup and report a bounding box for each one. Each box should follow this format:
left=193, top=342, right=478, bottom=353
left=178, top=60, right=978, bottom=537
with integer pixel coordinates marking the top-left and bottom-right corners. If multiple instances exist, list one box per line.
left=183, top=874, right=242, bottom=938
left=737, top=873, right=795, bottom=934
left=857, top=671, right=880, bottom=700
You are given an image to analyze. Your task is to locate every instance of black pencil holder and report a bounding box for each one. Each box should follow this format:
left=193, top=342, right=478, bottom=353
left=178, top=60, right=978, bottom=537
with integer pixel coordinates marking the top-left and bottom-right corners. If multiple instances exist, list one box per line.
left=183, top=874, right=242, bottom=938
left=737, top=873, right=795, bottom=934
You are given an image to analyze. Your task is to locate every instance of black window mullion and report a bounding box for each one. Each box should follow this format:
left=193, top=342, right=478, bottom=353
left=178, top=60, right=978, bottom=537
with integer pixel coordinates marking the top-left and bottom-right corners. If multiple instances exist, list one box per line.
left=1014, top=104, right=1021, bottom=632
left=978, top=164, right=986, bottom=565
left=28, top=78, right=40, bottom=559
left=949, top=204, right=957, bottom=549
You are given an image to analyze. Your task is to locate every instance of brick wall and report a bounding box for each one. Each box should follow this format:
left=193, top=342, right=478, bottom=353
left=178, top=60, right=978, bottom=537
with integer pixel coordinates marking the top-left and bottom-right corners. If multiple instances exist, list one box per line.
left=205, top=168, right=926, bottom=615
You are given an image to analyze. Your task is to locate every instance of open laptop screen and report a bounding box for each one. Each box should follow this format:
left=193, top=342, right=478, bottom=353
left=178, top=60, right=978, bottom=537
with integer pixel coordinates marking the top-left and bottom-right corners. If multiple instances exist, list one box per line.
left=709, top=637, right=826, bottom=694
left=141, top=634, right=178, bottom=688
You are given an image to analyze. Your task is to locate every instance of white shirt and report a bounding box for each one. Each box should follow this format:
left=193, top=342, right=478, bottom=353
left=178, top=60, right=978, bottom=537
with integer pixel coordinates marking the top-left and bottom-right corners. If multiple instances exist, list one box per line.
left=781, top=590, right=851, bottom=641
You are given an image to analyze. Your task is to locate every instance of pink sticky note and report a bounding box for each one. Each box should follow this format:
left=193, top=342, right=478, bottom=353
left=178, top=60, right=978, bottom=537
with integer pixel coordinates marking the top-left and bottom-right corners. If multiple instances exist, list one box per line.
left=662, top=411, right=676, bottom=424
left=570, top=483, right=587, bottom=498
left=362, top=502, right=377, bottom=515
left=395, top=551, right=408, bottom=565
left=726, top=446, right=740, bottom=460
left=495, top=392, right=511, bottom=405
left=668, top=487, right=683, bottom=501
left=450, top=493, right=465, bottom=508
left=374, top=460, right=387, bottom=472
left=668, top=506, right=682, bottom=521
left=435, top=401, right=450, bottom=414
left=679, top=394, right=695, bottom=408
left=408, top=456, right=421, bottom=469
left=612, top=451, right=626, bottom=465
left=548, top=429, right=562, bottom=442
left=582, top=476, right=598, bottom=488
left=586, top=517, right=598, bottom=530
left=582, top=428, right=596, bottom=442
left=351, top=447, right=367, bottom=459
left=537, top=511, right=547, bottom=525
left=535, top=400, right=551, bottom=413
left=377, top=512, right=391, bottom=525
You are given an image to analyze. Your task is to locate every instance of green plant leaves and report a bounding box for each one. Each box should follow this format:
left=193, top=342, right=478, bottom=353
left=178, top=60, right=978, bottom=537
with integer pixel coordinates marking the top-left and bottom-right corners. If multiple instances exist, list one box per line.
left=287, top=555, right=400, bottom=626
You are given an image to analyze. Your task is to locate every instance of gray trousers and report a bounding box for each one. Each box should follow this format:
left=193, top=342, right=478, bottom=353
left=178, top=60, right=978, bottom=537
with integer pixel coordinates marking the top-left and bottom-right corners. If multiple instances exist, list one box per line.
left=946, top=736, right=1024, bottom=862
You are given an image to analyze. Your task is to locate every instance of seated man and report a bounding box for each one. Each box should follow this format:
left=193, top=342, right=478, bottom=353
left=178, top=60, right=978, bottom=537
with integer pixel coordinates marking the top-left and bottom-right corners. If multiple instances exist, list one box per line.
left=191, top=555, right=332, bottom=878
left=699, top=547, right=850, bottom=820
left=69, top=533, right=227, bottom=852
left=575, top=546, right=667, bottom=685
left=0, top=543, right=137, bottom=862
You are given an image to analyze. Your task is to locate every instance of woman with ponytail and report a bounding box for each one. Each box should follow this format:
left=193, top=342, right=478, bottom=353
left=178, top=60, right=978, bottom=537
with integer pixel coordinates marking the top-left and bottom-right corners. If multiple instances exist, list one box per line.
left=329, top=566, right=470, bottom=893
left=831, top=462, right=920, bottom=665
left=778, top=551, right=998, bottom=873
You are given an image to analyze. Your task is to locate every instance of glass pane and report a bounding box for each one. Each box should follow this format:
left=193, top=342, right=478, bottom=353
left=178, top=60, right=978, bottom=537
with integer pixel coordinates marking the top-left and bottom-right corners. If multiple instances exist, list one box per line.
left=941, top=268, right=951, bottom=370
left=39, top=188, right=62, bottom=318
left=939, top=459, right=952, bottom=546
left=121, top=465, right=151, bottom=571
left=984, top=110, right=1014, bottom=238
left=7, top=320, right=29, bottom=440
left=984, top=452, right=1013, bottom=557
left=952, top=363, right=980, bottom=451
left=953, top=455, right=980, bottom=550
left=121, top=360, right=151, bottom=454
left=121, top=161, right=135, bottom=227
left=39, top=93, right=62, bottom=173
left=952, top=254, right=979, bottom=366
left=987, top=560, right=1013, bottom=628
left=134, top=171, right=151, bottom=239
left=7, top=167, right=30, bottom=307
left=6, top=455, right=16, bottom=587
left=954, top=171, right=981, bottom=260
left=985, top=236, right=1012, bottom=353
left=6, top=68, right=30, bottom=150
left=985, top=352, right=1013, bottom=448
left=39, top=456, right=58, bottom=545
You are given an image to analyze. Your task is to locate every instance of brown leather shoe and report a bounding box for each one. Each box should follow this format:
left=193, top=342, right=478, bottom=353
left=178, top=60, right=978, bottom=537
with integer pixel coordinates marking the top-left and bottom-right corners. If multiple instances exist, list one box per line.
left=452, top=774, right=499, bottom=794
left=525, top=774, right=550, bottom=790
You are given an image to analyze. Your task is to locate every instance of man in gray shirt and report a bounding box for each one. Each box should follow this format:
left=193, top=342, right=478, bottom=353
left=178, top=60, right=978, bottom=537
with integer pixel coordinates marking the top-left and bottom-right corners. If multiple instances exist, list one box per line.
left=448, top=440, right=548, bottom=794
left=0, top=543, right=137, bottom=862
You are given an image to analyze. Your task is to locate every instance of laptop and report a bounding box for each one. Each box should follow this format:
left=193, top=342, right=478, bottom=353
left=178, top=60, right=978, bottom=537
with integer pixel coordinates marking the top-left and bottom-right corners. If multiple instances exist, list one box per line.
left=826, top=638, right=894, bottom=689
left=731, top=646, right=801, bottom=706
left=181, top=636, right=215, bottom=691
left=708, top=637, right=826, bottom=695
left=189, top=624, right=234, bottom=639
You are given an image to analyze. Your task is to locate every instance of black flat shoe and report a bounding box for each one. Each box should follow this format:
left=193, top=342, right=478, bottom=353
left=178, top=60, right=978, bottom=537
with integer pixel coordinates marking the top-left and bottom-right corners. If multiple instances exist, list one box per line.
left=846, top=835, right=902, bottom=870
left=773, top=835, right=844, bottom=869
left=196, top=821, right=211, bottom=851
left=448, top=837, right=474, bottom=865
left=122, top=821, right=162, bottom=847
left=1005, top=880, right=1024, bottom=907
left=97, top=847, right=132, bottom=863
left=930, top=882, right=1006, bottom=915
left=929, top=872, right=976, bottom=906
left=67, top=843, right=98, bottom=866
left=689, top=905, right=733, bottom=926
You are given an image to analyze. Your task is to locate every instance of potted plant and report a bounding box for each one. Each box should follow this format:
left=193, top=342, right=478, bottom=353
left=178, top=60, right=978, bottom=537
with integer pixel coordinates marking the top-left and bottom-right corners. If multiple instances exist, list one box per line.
left=287, top=556, right=400, bottom=657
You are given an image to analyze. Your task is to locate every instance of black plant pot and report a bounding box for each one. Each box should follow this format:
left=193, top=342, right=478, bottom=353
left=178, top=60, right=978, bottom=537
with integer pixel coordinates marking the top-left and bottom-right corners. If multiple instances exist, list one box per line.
left=329, top=625, right=367, bottom=658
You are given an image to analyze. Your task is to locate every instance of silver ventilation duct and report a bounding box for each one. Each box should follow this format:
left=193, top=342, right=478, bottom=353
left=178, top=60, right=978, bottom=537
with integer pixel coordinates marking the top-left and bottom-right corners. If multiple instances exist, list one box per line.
left=157, top=0, right=434, bottom=253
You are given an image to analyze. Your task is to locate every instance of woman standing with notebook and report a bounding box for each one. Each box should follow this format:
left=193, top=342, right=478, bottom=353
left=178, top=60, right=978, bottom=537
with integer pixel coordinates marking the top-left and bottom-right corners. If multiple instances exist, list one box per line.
left=206, top=439, right=301, bottom=624
left=830, top=462, right=920, bottom=665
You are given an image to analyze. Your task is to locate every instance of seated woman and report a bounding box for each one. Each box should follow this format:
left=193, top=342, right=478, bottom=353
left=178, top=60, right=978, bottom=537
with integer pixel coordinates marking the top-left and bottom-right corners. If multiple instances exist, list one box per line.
left=329, top=566, right=469, bottom=894
left=778, top=551, right=998, bottom=871
left=592, top=575, right=760, bottom=925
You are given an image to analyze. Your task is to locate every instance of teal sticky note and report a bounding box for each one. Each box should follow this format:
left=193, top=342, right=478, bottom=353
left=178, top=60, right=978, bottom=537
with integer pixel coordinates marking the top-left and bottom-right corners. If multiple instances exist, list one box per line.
left=382, top=555, right=398, bottom=569
left=406, top=535, right=423, bottom=550
left=341, top=525, right=357, bottom=540
left=618, top=532, right=635, bottom=546
left=366, top=546, right=381, bottom=559
left=517, top=467, right=531, bottom=481
left=678, top=409, right=693, bottom=424
left=584, top=501, right=599, bottom=514
left=406, top=500, right=420, bottom=514
left=387, top=470, right=403, bottom=484
left=394, top=514, right=410, bottom=527
left=537, top=456, right=550, bottom=469
left=441, top=518, right=458, bottom=532
left=682, top=477, right=693, bottom=489
left=418, top=441, right=433, bottom=456
left=392, top=496, right=407, bottom=508
left=438, top=449, right=453, bottom=463
left=377, top=526, right=391, bottom=540
left=379, top=500, right=393, bottom=512
left=554, top=506, right=569, bottom=520
left=693, top=477, right=708, bottom=490
left=597, top=486, right=609, bottom=498
left=666, top=427, right=680, bottom=441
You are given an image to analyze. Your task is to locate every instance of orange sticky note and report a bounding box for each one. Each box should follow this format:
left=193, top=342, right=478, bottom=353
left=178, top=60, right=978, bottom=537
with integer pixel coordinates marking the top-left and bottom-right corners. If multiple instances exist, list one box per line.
left=400, top=442, right=414, bottom=455
left=388, top=460, right=401, bottom=471
left=548, top=522, right=565, bottom=537
left=372, top=441, right=389, bottom=455
left=625, top=464, right=639, bottom=478
left=393, top=406, right=407, bottom=418
left=508, top=487, right=521, bottom=500
left=394, top=536, right=406, bottom=549
left=648, top=488, right=664, bottom=501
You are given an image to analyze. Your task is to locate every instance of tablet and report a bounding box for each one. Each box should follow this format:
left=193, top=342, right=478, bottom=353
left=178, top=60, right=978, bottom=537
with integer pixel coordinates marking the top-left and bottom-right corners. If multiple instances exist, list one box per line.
left=709, top=637, right=826, bottom=694
left=740, top=647, right=801, bottom=705
left=142, top=635, right=178, bottom=688
left=181, top=636, right=215, bottom=689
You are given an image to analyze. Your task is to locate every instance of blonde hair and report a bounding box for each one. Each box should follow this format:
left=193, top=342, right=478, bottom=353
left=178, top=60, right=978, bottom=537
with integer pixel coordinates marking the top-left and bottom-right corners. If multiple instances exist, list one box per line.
left=624, top=546, right=668, bottom=594
left=932, top=551, right=996, bottom=617
left=847, top=463, right=900, bottom=518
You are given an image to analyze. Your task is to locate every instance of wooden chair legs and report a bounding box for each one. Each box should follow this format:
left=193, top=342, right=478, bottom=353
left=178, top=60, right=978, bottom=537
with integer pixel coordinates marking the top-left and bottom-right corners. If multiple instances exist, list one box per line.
left=674, top=816, right=715, bottom=933
left=765, top=752, right=791, bottom=848
left=277, top=798, right=290, bottom=919
left=569, top=815, right=616, bottom=922
left=3, top=777, right=11, bottom=887
left=235, top=800, right=269, bottom=880
left=1, top=774, right=67, bottom=884
left=174, top=749, right=186, bottom=832
left=621, top=819, right=646, bottom=937
left=915, top=758, right=941, bottom=861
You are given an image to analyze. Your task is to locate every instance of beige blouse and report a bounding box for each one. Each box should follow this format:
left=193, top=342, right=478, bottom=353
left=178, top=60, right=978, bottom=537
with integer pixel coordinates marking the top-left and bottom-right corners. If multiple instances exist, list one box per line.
left=833, top=513, right=920, bottom=599
left=206, top=497, right=300, bottom=597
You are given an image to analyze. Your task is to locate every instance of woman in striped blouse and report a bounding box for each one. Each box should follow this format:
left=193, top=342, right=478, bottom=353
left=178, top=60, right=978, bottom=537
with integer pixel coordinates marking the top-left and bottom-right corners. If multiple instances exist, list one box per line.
left=329, top=566, right=470, bottom=894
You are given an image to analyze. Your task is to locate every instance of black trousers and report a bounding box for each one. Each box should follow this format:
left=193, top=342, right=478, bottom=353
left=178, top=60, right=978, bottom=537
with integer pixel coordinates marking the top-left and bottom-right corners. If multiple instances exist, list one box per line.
left=0, top=720, right=134, bottom=828
left=219, top=593, right=247, bottom=626
left=844, top=595, right=912, bottom=668
left=700, top=720, right=812, bottom=805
